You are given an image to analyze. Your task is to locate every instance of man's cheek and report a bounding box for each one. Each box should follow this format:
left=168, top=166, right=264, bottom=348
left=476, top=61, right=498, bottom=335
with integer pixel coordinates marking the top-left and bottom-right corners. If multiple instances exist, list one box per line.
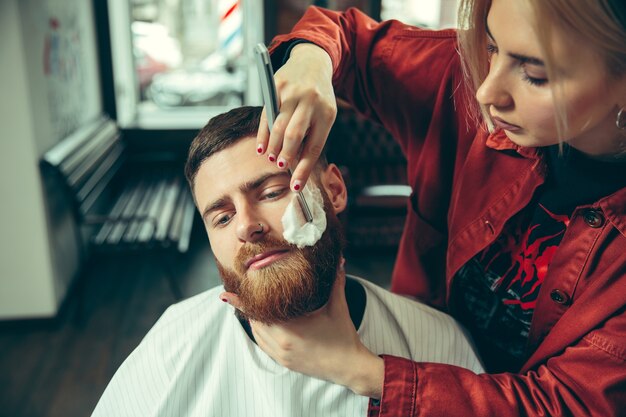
left=213, top=249, right=236, bottom=276
left=209, top=240, right=234, bottom=269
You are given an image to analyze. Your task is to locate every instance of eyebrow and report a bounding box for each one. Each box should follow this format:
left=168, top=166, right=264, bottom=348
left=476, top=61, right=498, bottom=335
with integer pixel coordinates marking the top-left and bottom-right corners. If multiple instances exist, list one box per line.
left=201, top=171, right=291, bottom=221
left=485, top=21, right=545, bottom=66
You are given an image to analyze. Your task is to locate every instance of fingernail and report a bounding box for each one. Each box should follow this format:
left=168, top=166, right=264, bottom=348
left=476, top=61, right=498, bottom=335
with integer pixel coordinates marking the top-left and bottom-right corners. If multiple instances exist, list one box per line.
left=277, top=158, right=287, bottom=169
left=293, top=181, right=302, bottom=191
left=257, top=144, right=264, bottom=154
left=221, top=298, right=228, bottom=303
left=268, top=153, right=276, bottom=162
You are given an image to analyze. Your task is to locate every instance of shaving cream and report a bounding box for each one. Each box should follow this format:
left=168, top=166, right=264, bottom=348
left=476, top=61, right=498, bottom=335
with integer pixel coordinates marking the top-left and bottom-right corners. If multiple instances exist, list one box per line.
left=281, top=183, right=327, bottom=248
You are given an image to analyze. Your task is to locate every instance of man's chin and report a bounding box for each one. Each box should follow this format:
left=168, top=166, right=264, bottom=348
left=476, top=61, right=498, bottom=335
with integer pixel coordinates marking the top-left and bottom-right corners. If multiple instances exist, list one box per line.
left=220, top=209, right=344, bottom=324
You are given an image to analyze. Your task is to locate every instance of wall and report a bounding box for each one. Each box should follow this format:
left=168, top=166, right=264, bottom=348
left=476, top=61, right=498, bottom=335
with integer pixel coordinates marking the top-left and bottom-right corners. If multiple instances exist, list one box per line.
left=21, top=0, right=103, bottom=155
left=0, top=0, right=103, bottom=319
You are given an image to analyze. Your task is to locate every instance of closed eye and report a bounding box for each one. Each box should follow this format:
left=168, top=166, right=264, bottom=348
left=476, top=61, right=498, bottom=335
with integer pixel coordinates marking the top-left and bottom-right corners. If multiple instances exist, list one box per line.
left=521, top=70, right=548, bottom=86
left=485, top=37, right=548, bottom=87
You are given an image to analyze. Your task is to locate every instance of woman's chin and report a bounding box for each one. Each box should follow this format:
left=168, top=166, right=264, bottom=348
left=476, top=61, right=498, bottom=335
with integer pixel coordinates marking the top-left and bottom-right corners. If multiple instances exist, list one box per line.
left=502, top=129, right=557, bottom=148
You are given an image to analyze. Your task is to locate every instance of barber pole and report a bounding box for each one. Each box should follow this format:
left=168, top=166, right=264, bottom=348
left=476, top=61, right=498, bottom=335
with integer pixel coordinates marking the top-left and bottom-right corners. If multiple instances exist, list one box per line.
left=218, top=0, right=243, bottom=58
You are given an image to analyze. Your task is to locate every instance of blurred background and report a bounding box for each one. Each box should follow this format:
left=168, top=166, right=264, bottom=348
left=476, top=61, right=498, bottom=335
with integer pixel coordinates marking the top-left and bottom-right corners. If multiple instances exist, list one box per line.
left=0, top=0, right=458, bottom=416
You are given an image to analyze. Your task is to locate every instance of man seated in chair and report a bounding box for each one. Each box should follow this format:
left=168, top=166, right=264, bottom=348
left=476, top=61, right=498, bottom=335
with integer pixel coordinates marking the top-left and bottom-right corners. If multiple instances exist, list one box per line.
left=91, top=106, right=484, bottom=417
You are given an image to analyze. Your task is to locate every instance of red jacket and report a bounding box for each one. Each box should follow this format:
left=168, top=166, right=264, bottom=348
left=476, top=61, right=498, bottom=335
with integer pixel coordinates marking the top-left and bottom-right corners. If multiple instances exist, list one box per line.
left=270, top=7, right=626, bottom=417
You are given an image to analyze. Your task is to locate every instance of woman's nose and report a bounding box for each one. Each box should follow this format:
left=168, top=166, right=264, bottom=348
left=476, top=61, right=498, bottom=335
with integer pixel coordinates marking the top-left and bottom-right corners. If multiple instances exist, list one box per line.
left=475, top=59, right=513, bottom=110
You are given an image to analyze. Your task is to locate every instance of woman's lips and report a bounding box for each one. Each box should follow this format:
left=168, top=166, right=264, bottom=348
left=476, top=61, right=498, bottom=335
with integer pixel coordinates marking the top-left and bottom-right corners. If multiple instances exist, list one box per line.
left=246, top=249, right=290, bottom=270
left=492, top=116, right=522, bottom=132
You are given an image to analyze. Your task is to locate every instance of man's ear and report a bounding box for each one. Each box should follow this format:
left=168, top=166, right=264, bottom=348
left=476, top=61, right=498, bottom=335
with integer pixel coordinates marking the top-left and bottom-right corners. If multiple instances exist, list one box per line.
left=319, top=163, right=348, bottom=214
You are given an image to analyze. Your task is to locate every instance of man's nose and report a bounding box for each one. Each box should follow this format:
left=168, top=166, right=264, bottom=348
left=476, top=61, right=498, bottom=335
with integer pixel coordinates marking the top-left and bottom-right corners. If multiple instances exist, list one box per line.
left=235, top=213, right=268, bottom=243
left=475, top=58, right=513, bottom=110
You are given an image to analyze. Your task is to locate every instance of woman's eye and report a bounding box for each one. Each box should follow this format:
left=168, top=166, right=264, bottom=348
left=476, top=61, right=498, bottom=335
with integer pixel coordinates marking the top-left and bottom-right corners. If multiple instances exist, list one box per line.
left=521, top=66, right=548, bottom=86
left=486, top=42, right=498, bottom=56
left=522, top=74, right=548, bottom=86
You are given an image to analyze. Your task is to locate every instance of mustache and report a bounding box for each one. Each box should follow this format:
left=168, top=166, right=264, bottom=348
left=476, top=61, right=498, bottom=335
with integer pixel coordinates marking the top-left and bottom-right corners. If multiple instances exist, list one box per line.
left=218, top=211, right=345, bottom=324
left=234, top=235, right=297, bottom=275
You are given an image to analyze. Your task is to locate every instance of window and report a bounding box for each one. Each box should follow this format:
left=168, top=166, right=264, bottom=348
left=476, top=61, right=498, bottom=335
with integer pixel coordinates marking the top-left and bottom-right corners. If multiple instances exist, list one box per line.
left=108, top=0, right=263, bottom=129
left=381, top=0, right=459, bottom=28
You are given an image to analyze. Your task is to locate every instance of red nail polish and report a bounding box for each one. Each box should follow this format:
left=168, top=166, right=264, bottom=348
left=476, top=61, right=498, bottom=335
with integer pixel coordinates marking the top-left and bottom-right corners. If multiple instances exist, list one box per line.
left=257, top=146, right=263, bottom=154
left=278, top=161, right=284, bottom=168
left=221, top=298, right=228, bottom=303
left=269, top=155, right=276, bottom=162
left=294, top=183, right=301, bottom=191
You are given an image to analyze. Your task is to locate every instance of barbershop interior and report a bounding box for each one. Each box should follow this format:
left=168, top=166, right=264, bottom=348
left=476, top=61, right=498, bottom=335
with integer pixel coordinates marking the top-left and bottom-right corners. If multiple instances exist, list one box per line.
left=5, top=0, right=626, bottom=414
left=2, top=1, right=460, bottom=416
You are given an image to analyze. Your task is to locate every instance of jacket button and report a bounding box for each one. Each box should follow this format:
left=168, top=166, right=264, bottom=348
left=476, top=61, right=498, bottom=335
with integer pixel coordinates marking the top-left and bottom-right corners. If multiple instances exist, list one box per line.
left=550, top=289, right=571, bottom=305
left=583, top=209, right=604, bottom=228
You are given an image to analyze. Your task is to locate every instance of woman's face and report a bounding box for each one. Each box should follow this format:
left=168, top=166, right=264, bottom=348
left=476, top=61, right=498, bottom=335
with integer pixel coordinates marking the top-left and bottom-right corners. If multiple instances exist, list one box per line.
left=476, top=0, right=626, bottom=157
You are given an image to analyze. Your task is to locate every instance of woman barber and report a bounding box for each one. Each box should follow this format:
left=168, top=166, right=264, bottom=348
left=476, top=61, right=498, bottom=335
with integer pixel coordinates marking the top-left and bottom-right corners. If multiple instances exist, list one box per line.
left=225, top=0, right=626, bottom=415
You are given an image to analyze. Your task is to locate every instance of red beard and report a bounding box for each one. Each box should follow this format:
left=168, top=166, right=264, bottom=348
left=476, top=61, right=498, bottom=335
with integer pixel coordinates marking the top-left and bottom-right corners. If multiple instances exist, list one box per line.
left=217, top=212, right=344, bottom=324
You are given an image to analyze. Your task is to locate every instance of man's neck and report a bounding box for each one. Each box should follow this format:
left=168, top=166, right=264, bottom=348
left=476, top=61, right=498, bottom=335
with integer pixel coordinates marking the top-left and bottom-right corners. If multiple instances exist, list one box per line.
left=345, top=276, right=366, bottom=330
left=238, top=276, right=366, bottom=342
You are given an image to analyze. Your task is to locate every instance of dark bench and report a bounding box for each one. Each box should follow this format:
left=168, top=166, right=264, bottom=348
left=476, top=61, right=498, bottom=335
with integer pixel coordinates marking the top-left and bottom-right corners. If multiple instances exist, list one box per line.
left=40, top=116, right=196, bottom=312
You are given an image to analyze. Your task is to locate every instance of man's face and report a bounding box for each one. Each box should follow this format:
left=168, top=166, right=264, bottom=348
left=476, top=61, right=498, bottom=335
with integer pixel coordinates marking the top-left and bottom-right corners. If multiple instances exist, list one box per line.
left=193, top=136, right=347, bottom=324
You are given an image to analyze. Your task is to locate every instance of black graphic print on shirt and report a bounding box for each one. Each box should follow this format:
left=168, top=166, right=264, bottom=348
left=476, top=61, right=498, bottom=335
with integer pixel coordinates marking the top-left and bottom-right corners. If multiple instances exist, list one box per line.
left=453, top=144, right=626, bottom=372
left=483, top=204, right=569, bottom=312
left=455, top=203, right=568, bottom=369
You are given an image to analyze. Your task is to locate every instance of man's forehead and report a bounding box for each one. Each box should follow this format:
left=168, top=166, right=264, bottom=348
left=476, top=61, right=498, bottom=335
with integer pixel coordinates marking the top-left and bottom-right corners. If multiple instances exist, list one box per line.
left=193, top=138, right=289, bottom=206
left=197, top=136, right=261, bottom=182
left=207, top=135, right=256, bottom=163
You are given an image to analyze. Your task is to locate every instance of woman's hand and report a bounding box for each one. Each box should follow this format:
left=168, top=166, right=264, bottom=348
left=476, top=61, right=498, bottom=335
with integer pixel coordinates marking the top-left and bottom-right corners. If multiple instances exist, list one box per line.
left=257, top=43, right=337, bottom=191
left=220, top=270, right=384, bottom=399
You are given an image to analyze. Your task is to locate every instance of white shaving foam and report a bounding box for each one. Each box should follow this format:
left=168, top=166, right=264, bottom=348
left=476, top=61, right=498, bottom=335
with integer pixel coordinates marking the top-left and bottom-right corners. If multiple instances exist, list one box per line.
left=281, top=183, right=327, bottom=248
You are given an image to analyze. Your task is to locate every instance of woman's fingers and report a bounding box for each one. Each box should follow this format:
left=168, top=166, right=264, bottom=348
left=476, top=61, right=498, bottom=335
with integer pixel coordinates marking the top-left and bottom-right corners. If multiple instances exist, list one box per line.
left=289, top=106, right=336, bottom=190
left=254, top=42, right=335, bottom=188
left=256, top=107, right=270, bottom=156
left=275, top=104, right=311, bottom=172
left=265, top=109, right=291, bottom=166
left=265, top=97, right=336, bottom=189
left=219, top=291, right=244, bottom=311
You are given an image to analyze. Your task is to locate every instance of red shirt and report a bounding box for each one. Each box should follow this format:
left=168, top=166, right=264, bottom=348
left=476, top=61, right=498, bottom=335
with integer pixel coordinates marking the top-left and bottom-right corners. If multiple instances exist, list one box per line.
left=271, top=6, right=626, bottom=417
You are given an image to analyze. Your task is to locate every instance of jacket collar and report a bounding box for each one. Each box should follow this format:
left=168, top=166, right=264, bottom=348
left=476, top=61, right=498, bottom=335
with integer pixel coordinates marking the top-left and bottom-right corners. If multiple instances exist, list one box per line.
left=484, top=129, right=541, bottom=159
left=486, top=129, right=626, bottom=237
left=598, top=188, right=626, bottom=237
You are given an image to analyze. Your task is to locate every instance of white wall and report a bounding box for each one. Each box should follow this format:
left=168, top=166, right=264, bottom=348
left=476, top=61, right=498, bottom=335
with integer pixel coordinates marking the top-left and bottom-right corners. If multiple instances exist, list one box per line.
left=20, top=0, right=103, bottom=155
left=381, top=0, right=460, bottom=28
left=0, top=0, right=103, bottom=319
left=0, top=0, right=57, bottom=318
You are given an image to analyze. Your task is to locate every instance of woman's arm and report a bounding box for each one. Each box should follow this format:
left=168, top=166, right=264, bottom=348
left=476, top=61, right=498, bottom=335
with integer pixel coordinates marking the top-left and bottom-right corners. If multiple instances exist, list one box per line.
left=379, top=312, right=626, bottom=417
left=245, top=281, right=626, bottom=416
left=260, top=6, right=473, bottom=192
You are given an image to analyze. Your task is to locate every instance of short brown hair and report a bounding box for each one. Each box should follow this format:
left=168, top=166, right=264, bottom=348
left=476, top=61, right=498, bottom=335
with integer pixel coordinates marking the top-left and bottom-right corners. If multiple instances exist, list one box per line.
left=185, top=106, right=328, bottom=190
left=185, top=106, right=262, bottom=188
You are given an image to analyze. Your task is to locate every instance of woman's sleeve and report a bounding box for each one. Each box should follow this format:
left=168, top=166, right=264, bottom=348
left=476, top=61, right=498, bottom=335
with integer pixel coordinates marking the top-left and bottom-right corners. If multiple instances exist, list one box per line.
left=269, top=6, right=477, bottom=303
left=269, top=6, right=476, bottom=158
left=374, top=311, right=626, bottom=417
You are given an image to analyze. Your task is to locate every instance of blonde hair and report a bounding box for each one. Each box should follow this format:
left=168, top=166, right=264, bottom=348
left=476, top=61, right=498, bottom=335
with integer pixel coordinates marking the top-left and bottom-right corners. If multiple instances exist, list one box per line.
left=456, top=0, right=626, bottom=137
left=456, top=0, right=491, bottom=129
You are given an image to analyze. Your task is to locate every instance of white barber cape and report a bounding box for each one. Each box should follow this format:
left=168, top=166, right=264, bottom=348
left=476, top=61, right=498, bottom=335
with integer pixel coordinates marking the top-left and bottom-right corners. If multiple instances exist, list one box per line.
left=92, top=276, right=484, bottom=417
